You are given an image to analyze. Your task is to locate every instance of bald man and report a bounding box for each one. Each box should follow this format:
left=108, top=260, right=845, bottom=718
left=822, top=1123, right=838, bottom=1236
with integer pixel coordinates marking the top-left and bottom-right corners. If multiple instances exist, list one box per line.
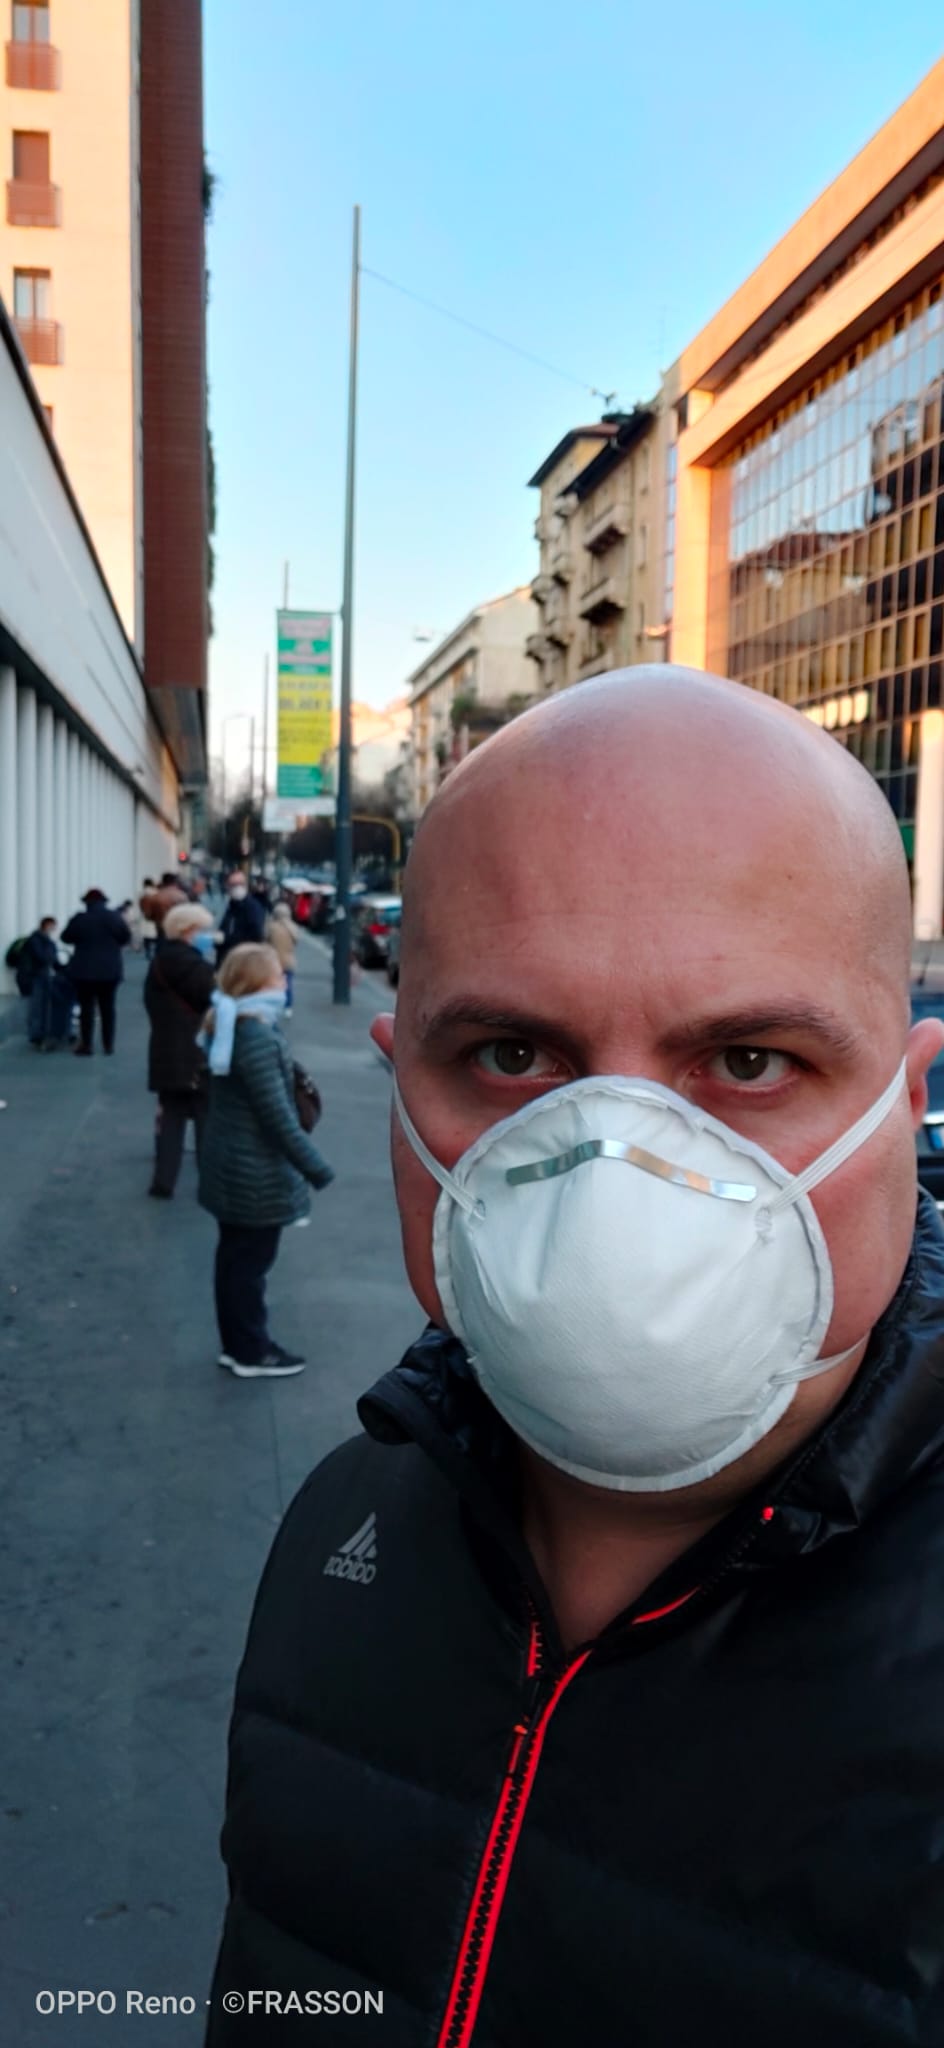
left=207, top=669, right=944, bottom=2045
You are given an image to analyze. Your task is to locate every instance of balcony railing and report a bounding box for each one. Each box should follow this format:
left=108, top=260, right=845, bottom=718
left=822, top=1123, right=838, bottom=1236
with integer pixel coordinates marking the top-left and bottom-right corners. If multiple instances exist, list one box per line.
left=15, top=315, right=63, bottom=366
left=578, top=572, right=627, bottom=623
left=549, top=539, right=574, bottom=582
left=577, top=649, right=612, bottom=681
left=585, top=497, right=631, bottom=554
left=544, top=607, right=575, bottom=647
left=7, top=178, right=61, bottom=226
left=6, top=40, right=61, bottom=89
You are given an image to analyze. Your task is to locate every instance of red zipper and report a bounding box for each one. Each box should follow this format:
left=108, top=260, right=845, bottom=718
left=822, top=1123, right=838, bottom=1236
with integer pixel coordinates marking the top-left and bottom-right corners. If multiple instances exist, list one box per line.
left=436, top=1616, right=589, bottom=2048
left=435, top=1584, right=701, bottom=2047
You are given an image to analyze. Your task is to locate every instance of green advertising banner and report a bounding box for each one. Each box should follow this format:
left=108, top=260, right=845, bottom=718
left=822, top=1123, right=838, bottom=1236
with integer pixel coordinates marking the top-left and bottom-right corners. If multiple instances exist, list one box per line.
left=276, top=610, right=333, bottom=799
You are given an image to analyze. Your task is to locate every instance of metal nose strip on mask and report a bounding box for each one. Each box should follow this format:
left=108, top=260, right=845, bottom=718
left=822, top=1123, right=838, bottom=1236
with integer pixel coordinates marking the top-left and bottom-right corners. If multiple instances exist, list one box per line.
left=506, top=1139, right=757, bottom=1201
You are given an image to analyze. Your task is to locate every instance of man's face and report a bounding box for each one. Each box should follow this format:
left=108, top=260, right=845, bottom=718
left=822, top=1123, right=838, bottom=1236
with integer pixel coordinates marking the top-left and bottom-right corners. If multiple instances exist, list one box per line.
left=373, top=712, right=940, bottom=1437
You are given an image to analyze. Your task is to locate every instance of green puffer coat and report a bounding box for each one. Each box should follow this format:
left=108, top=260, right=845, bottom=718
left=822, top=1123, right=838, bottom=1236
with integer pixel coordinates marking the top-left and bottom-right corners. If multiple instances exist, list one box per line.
left=198, top=1016, right=333, bottom=1228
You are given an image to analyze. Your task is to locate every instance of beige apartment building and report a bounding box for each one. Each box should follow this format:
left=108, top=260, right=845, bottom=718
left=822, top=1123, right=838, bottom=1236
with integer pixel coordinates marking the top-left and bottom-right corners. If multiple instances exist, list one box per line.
left=1, top=0, right=208, bottom=786
left=2, top=0, right=141, bottom=640
left=408, top=587, right=537, bottom=814
left=526, top=406, right=669, bottom=691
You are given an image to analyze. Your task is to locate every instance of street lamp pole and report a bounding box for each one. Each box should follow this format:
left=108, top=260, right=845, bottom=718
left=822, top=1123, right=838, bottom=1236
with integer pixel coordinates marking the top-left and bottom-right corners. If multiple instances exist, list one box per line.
left=333, top=203, right=361, bottom=1005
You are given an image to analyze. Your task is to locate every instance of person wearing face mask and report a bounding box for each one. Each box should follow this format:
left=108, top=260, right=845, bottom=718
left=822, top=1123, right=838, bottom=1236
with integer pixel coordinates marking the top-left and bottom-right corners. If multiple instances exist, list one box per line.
left=206, top=668, right=944, bottom=2048
left=218, top=870, right=266, bottom=960
left=143, top=902, right=219, bottom=1199
left=198, top=942, right=335, bottom=1378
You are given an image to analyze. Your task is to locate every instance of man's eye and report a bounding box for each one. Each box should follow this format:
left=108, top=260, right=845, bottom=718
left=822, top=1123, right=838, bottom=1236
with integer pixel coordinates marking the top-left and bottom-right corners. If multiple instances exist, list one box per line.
left=710, top=1047, right=791, bottom=1086
left=474, top=1040, right=552, bottom=1079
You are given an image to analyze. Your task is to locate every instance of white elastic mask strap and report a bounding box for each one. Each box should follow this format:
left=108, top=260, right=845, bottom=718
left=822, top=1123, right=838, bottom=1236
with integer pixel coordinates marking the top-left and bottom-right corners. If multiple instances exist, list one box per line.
left=765, top=1057, right=907, bottom=1218
left=393, top=1078, right=481, bottom=1217
left=772, top=1339, right=862, bottom=1389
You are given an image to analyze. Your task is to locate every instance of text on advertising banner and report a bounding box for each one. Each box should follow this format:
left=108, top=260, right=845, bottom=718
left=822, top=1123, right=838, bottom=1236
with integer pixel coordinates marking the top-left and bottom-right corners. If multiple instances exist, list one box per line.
left=276, top=609, right=334, bottom=800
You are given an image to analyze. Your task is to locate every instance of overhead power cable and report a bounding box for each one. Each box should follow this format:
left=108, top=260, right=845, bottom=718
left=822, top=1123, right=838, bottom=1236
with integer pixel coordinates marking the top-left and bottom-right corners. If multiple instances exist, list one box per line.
left=360, top=263, right=617, bottom=406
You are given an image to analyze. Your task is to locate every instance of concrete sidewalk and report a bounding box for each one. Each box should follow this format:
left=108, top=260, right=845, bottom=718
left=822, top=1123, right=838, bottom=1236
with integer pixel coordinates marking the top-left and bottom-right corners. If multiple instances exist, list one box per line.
left=0, top=937, right=419, bottom=2043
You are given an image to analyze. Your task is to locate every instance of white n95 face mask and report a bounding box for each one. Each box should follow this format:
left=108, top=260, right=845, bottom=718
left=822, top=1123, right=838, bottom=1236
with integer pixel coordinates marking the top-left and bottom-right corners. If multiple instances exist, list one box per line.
left=394, top=1063, right=907, bottom=1493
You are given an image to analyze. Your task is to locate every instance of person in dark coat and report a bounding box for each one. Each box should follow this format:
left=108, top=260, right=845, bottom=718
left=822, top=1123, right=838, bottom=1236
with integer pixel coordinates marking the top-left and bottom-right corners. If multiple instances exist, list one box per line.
left=206, top=668, right=944, bottom=2047
left=198, top=941, right=334, bottom=1378
left=24, top=916, right=61, bottom=1048
left=61, top=889, right=131, bottom=1056
left=143, top=901, right=218, bottom=1199
left=218, top=871, right=266, bottom=958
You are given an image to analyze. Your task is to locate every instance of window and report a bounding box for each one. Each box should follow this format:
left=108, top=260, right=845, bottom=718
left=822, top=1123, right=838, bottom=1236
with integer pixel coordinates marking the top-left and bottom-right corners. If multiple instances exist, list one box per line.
left=14, top=267, right=50, bottom=319
left=12, top=2, right=50, bottom=40
left=13, top=130, right=49, bottom=181
left=8, top=130, right=58, bottom=222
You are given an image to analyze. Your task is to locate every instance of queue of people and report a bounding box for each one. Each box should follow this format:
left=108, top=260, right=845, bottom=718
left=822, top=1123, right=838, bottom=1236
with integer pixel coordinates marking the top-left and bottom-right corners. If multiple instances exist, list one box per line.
left=138, top=872, right=335, bottom=1376
left=10, top=862, right=334, bottom=1379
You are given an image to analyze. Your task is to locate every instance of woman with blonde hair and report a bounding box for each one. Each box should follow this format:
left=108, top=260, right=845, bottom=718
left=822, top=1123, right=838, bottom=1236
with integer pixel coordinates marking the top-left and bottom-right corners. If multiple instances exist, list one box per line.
left=198, top=942, right=334, bottom=1378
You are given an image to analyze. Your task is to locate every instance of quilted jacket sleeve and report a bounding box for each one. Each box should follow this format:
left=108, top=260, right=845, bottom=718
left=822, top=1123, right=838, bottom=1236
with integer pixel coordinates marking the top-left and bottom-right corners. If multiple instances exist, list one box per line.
left=234, top=1023, right=334, bottom=1186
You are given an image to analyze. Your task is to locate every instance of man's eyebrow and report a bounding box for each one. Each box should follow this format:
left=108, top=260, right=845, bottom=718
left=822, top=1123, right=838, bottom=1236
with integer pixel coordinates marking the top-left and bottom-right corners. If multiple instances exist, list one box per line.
left=417, top=997, right=864, bottom=1061
left=417, top=998, right=582, bottom=1053
left=660, top=1006, right=864, bottom=1059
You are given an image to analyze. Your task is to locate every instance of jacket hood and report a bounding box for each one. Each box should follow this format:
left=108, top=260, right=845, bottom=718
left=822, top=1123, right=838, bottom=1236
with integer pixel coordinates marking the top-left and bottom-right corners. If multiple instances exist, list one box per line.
left=359, top=1193, right=944, bottom=1581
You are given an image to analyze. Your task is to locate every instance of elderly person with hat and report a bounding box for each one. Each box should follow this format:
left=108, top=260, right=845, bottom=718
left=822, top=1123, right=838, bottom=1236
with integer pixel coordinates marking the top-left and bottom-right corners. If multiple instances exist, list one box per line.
left=143, top=900, right=219, bottom=1199
left=61, top=889, right=131, bottom=1057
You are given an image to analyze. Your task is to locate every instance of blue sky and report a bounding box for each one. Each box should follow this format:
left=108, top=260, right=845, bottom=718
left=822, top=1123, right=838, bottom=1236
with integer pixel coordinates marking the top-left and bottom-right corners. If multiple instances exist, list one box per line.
left=204, top=0, right=944, bottom=785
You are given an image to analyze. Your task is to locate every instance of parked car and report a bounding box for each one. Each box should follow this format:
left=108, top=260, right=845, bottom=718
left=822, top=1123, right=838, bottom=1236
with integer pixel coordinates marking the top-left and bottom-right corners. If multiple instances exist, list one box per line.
left=280, top=876, right=315, bottom=927
left=306, top=885, right=336, bottom=933
left=912, top=969, right=944, bottom=1208
left=351, top=894, right=402, bottom=967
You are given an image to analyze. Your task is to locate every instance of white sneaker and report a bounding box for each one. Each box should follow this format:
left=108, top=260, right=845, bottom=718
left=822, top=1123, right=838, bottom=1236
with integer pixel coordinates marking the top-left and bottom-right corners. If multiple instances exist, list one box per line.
left=217, top=1350, right=306, bottom=1379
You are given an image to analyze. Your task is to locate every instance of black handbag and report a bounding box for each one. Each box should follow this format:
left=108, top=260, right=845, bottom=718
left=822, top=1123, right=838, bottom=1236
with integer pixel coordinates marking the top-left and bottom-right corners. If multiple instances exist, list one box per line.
left=292, top=1061, right=322, bottom=1133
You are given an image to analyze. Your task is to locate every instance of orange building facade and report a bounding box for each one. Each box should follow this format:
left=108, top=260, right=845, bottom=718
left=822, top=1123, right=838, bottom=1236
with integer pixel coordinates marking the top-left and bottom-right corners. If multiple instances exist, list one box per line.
left=671, top=58, right=944, bottom=935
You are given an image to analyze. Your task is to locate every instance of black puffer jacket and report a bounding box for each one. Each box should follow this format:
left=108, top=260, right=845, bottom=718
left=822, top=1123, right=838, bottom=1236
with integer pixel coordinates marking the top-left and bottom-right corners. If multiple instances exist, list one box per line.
left=207, top=1197, right=944, bottom=2046
left=61, top=903, right=130, bottom=982
left=198, top=1017, right=332, bottom=1228
left=143, top=939, right=216, bottom=1094
left=219, top=894, right=266, bottom=958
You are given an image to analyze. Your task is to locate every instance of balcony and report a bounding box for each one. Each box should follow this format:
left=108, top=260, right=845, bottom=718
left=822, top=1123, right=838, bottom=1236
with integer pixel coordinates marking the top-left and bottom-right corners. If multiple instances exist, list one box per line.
left=549, top=538, right=574, bottom=582
left=585, top=497, right=630, bottom=554
left=7, top=178, right=60, bottom=226
left=544, top=605, right=575, bottom=648
left=534, top=514, right=550, bottom=543
left=532, top=574, right=553, bottom=607
left=15, top=315, right=62, bottom=366
left=6, top=40, right=61, bottom=89
left=577, top=646, right=613, bottom=681
left=578, top=571, right=627, bottom=623
left=526, top=632, right=550, bottom=663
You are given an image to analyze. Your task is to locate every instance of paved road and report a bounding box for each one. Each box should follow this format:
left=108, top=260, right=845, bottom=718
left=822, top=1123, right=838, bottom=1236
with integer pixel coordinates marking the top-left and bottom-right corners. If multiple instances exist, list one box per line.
left=0, top=936, right=419, bottom=2043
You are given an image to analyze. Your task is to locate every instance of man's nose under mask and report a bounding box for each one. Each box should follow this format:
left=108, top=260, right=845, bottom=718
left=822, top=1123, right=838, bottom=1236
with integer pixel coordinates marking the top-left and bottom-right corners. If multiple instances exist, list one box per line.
left=394, top=1062, right=907, bottom=1493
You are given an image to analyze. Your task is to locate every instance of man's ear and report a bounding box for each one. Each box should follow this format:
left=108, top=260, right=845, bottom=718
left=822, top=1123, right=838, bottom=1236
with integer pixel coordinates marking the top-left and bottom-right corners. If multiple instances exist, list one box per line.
left=370, top=1013, right=395, bottom=1061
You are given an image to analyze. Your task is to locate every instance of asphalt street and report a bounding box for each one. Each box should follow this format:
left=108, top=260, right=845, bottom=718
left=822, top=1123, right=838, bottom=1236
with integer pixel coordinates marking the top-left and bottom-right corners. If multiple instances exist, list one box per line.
left=0, top=934, right=419, bottom=2043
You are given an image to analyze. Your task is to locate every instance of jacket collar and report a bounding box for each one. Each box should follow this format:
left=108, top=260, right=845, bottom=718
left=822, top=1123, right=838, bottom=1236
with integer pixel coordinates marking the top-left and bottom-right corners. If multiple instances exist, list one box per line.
left=359, top=1193, right=944, bottom=1582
